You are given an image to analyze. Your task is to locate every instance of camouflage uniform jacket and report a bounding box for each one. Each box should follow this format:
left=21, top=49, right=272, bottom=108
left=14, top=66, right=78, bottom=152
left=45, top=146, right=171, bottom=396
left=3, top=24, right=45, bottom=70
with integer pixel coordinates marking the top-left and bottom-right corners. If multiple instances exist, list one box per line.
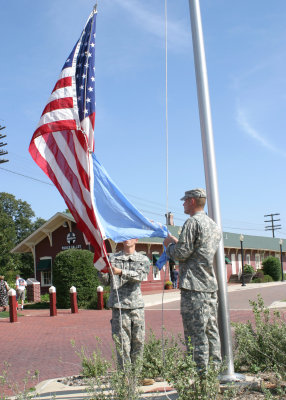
left=98, top=251, right=150, bottom=309
left=166, top=211, right=222, bottom=292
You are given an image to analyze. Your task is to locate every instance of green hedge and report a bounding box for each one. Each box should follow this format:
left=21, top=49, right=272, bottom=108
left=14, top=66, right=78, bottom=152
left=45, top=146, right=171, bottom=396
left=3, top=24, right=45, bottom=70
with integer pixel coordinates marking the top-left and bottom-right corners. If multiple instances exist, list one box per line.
left=252, top=274, right=273, bottom=283
left=53, top=249, right=100, bottom=309
left=262, top=256, right=281, bottom=281
left=86, top=289, right=110, bottom=309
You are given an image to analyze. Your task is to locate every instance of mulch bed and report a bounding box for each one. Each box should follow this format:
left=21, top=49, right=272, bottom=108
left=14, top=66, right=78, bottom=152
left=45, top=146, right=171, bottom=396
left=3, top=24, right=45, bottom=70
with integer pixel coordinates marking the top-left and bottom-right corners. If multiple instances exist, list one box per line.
left=59, top=372, right=286, bottom=399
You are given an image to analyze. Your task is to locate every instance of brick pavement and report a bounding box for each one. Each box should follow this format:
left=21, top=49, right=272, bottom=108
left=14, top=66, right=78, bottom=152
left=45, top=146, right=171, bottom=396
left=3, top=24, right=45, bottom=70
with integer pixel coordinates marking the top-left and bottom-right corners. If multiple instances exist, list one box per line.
left=0, top=308, right=250, bottom=397
left=1, top=283, right=286, bottom=396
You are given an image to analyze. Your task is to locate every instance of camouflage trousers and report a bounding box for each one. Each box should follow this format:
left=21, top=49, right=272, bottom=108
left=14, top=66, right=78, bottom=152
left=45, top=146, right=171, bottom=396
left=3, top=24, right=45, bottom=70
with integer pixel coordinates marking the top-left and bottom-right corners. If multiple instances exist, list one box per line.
left=180, top=289, right=221, bottom=371
left=111, top=307, right=145, bottom=368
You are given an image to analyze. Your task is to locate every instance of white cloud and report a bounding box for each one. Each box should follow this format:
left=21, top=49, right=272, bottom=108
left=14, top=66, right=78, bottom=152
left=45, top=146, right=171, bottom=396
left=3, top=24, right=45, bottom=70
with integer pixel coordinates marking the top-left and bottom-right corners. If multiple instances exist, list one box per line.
left=113, top=0, right=190, bottom=52
left=236, top=106, right=286, bottom=157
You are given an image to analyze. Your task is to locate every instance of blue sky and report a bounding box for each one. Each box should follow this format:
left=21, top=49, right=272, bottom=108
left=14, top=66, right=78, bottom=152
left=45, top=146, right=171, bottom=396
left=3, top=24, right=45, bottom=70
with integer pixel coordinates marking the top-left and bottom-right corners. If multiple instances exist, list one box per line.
left=1, top=0, right=286, bottom=239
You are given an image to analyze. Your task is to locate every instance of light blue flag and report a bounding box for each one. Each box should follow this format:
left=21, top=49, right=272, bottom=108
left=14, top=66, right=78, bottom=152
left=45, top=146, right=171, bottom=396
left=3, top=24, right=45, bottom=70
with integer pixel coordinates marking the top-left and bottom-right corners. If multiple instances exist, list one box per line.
left=155, top=247, right=169, bottom=270
left=92, top=154, right=168, bottom=242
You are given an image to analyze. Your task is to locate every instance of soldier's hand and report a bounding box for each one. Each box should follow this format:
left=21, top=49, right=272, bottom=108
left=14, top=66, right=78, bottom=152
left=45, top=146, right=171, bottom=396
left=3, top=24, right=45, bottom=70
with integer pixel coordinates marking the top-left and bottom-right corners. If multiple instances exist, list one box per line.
left=164, top=234, right=178, bottom=247
left=111, top=266, right=122, bottom=276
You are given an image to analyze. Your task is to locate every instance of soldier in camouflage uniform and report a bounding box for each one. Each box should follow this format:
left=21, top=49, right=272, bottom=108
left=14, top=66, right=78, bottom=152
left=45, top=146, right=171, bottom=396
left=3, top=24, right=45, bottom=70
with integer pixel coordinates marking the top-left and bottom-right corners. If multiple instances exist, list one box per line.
left=164, top=188, right=222, bottom=372
left=98, top=239, right=150, bottom=369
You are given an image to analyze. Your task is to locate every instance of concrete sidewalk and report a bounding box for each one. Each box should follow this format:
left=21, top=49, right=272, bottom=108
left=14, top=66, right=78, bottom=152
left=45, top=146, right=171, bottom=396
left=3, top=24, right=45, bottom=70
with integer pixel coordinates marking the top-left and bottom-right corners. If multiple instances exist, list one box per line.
left=143, top=281, right=286, bottom=308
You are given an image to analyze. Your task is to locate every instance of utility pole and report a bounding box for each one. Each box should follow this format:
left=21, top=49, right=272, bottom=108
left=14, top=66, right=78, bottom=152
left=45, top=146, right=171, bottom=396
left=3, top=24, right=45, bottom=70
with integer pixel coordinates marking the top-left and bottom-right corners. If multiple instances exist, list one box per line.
left=0, top=125, right=8, bottom=164
left=264, top=213, right=281, bottom=238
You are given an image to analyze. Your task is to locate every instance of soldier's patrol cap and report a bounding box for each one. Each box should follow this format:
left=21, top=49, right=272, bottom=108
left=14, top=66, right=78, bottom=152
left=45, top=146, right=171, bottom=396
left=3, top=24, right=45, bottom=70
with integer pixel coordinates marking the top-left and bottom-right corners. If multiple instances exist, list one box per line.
left=180, top=188, right=206, bottom=201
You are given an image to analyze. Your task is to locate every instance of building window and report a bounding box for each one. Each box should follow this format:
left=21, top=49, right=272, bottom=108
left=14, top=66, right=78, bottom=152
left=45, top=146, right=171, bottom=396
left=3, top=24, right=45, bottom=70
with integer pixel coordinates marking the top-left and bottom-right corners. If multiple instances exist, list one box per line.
left=246, top=254, right=251, bottom=265
left=152, top=265, right=161, bottom=280
left=255, top=254, right=260, bottom=270
left=238, top=254, right=242, bottom=276
left=41, top=271, right=52, bottom=286
left=38, top=257, right=52, bottom=286
left=231, top=254, right=236, bottom=275
left=152, top=252, right=161, bottom=280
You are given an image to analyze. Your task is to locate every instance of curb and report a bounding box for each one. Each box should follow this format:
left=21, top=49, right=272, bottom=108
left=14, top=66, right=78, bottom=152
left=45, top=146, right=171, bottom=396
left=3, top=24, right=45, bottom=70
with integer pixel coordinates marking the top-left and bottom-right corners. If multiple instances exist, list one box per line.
left=34, top=376, right=176, bottom=399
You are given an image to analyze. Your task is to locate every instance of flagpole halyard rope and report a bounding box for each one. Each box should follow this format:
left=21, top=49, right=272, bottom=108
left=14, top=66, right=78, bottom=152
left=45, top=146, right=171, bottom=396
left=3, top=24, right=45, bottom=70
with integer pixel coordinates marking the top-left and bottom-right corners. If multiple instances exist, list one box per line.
left=109, top=266, right=126, bottom=370
left=161, top=2, right=173, bottom=399
left=165, top=0, right=169, bottom=216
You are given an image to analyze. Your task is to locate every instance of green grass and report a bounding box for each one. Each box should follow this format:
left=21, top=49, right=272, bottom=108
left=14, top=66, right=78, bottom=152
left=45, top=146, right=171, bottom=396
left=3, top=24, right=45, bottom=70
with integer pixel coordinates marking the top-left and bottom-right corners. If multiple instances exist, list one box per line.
left=0, top=311, right=9, bottom=318
left=23, top=302, right=50, bottom=309
left=0, top=311, right=24, bottom=318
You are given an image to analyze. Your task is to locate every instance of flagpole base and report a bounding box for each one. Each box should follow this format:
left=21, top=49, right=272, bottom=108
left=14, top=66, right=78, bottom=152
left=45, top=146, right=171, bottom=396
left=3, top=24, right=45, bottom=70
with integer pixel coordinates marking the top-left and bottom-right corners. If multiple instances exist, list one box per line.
left=219, top=373, right=246, bottom=383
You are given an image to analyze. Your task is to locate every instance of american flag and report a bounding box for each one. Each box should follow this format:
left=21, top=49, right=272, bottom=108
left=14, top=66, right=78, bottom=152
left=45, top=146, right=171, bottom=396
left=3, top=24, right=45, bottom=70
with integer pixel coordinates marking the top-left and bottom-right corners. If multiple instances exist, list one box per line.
left=29, top=7, right=109, bottom=271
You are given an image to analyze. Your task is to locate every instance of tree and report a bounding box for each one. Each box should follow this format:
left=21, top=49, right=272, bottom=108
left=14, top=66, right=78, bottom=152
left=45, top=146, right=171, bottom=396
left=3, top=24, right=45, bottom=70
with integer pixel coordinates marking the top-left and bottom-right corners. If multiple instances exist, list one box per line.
left=32, top=217, right=46, bottom=232
left=53, top=249, right=100, bottom=308
left=0, top=192, right=35, bottom=242
left=0, top=192, right=46, bottom=277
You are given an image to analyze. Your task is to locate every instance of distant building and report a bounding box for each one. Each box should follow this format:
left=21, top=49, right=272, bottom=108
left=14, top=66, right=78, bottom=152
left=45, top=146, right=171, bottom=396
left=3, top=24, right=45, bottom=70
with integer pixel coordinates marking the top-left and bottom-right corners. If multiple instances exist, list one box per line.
left=11, top=212, right=170, bottom=293
left=11, top=212, right=285, bottom=293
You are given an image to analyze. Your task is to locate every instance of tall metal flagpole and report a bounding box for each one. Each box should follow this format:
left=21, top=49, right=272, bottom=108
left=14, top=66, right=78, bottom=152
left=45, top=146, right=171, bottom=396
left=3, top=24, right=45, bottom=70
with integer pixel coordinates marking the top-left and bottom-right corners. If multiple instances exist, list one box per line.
left=188, top=0, right=244, bottom=381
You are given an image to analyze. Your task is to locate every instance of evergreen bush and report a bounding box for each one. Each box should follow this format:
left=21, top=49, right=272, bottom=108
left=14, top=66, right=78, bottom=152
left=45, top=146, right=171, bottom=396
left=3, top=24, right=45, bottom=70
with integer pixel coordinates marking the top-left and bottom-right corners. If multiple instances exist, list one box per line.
left=262, top=256, right=281, bottom=281
left=53, top=249, right=100, bottom=308
left=86, top=289, right=110, bottom=309
left=263, top=274, right=274, bottom=283
left=243, top=264, right=255, bottom=275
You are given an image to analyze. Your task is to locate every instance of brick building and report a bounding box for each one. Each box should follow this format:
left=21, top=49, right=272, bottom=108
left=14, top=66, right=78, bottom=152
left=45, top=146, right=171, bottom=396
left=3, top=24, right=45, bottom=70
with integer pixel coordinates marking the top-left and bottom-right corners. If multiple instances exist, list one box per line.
left=11, top=212, right=285, bottom=293
left=11, top=212, right=172, bottom=293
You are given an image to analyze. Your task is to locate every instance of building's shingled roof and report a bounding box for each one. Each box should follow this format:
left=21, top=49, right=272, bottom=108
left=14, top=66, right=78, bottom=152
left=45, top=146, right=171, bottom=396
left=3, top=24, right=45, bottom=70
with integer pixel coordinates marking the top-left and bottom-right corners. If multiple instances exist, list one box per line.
left=12, top=213, right=283, bottom=254
left=138, top=225, right=283, bottom=252
left=223, top=231, right=282, bottom=252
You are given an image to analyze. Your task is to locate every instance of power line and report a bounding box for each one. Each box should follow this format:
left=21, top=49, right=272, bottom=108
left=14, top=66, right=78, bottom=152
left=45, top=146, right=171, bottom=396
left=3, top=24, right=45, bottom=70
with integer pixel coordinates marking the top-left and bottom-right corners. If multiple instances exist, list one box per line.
left=0, top=166, right=53, bottom=186
left=1, top=165, right=284, bottom=236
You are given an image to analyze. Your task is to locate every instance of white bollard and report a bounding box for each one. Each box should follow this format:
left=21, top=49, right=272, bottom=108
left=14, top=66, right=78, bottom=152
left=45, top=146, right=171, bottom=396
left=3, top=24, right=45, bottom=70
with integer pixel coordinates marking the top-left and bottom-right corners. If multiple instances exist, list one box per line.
left=70, top=286, right=77, bottom=293
left=49, top=286, right=57, bottom=316
left=8, top=289, right=17, bottom=323
left=70, top=286, right=78, bottom=313
left=97, top=286, right=104, bottom=310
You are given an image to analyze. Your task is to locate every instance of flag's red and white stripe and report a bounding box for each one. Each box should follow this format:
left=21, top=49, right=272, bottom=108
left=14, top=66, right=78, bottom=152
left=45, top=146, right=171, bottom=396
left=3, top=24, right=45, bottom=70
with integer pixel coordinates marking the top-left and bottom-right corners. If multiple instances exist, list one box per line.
left=29, top=16, right=108, bottom=271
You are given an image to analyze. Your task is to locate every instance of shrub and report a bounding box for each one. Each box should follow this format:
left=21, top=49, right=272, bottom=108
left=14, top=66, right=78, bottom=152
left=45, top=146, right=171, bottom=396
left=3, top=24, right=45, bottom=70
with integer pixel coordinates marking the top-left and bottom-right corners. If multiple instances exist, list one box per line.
left=252, top=277, right=262, bottom=283
left=252, top=274, right=273, bottom=284
left=164, top=338, right=222, bottom=400
left=253, top=268, right=264, bottom=280
left=40, top=294, right=50, bottom=302
left=73, top=339, right=111, bottom=378
left=74, top=337, right=142, bottom=400
left=141, top=329, right=183, bottom=379
left=262, top=256, right=281, bottom=281
left=263, top=274, right=274, bottom=283
left=53, top=249, right=100, bottom=308
left=74, top=332, right=223, bottom=400
left=233, top=294, right=286, bottom=377
left=243, top=264, right=255, bottom=275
